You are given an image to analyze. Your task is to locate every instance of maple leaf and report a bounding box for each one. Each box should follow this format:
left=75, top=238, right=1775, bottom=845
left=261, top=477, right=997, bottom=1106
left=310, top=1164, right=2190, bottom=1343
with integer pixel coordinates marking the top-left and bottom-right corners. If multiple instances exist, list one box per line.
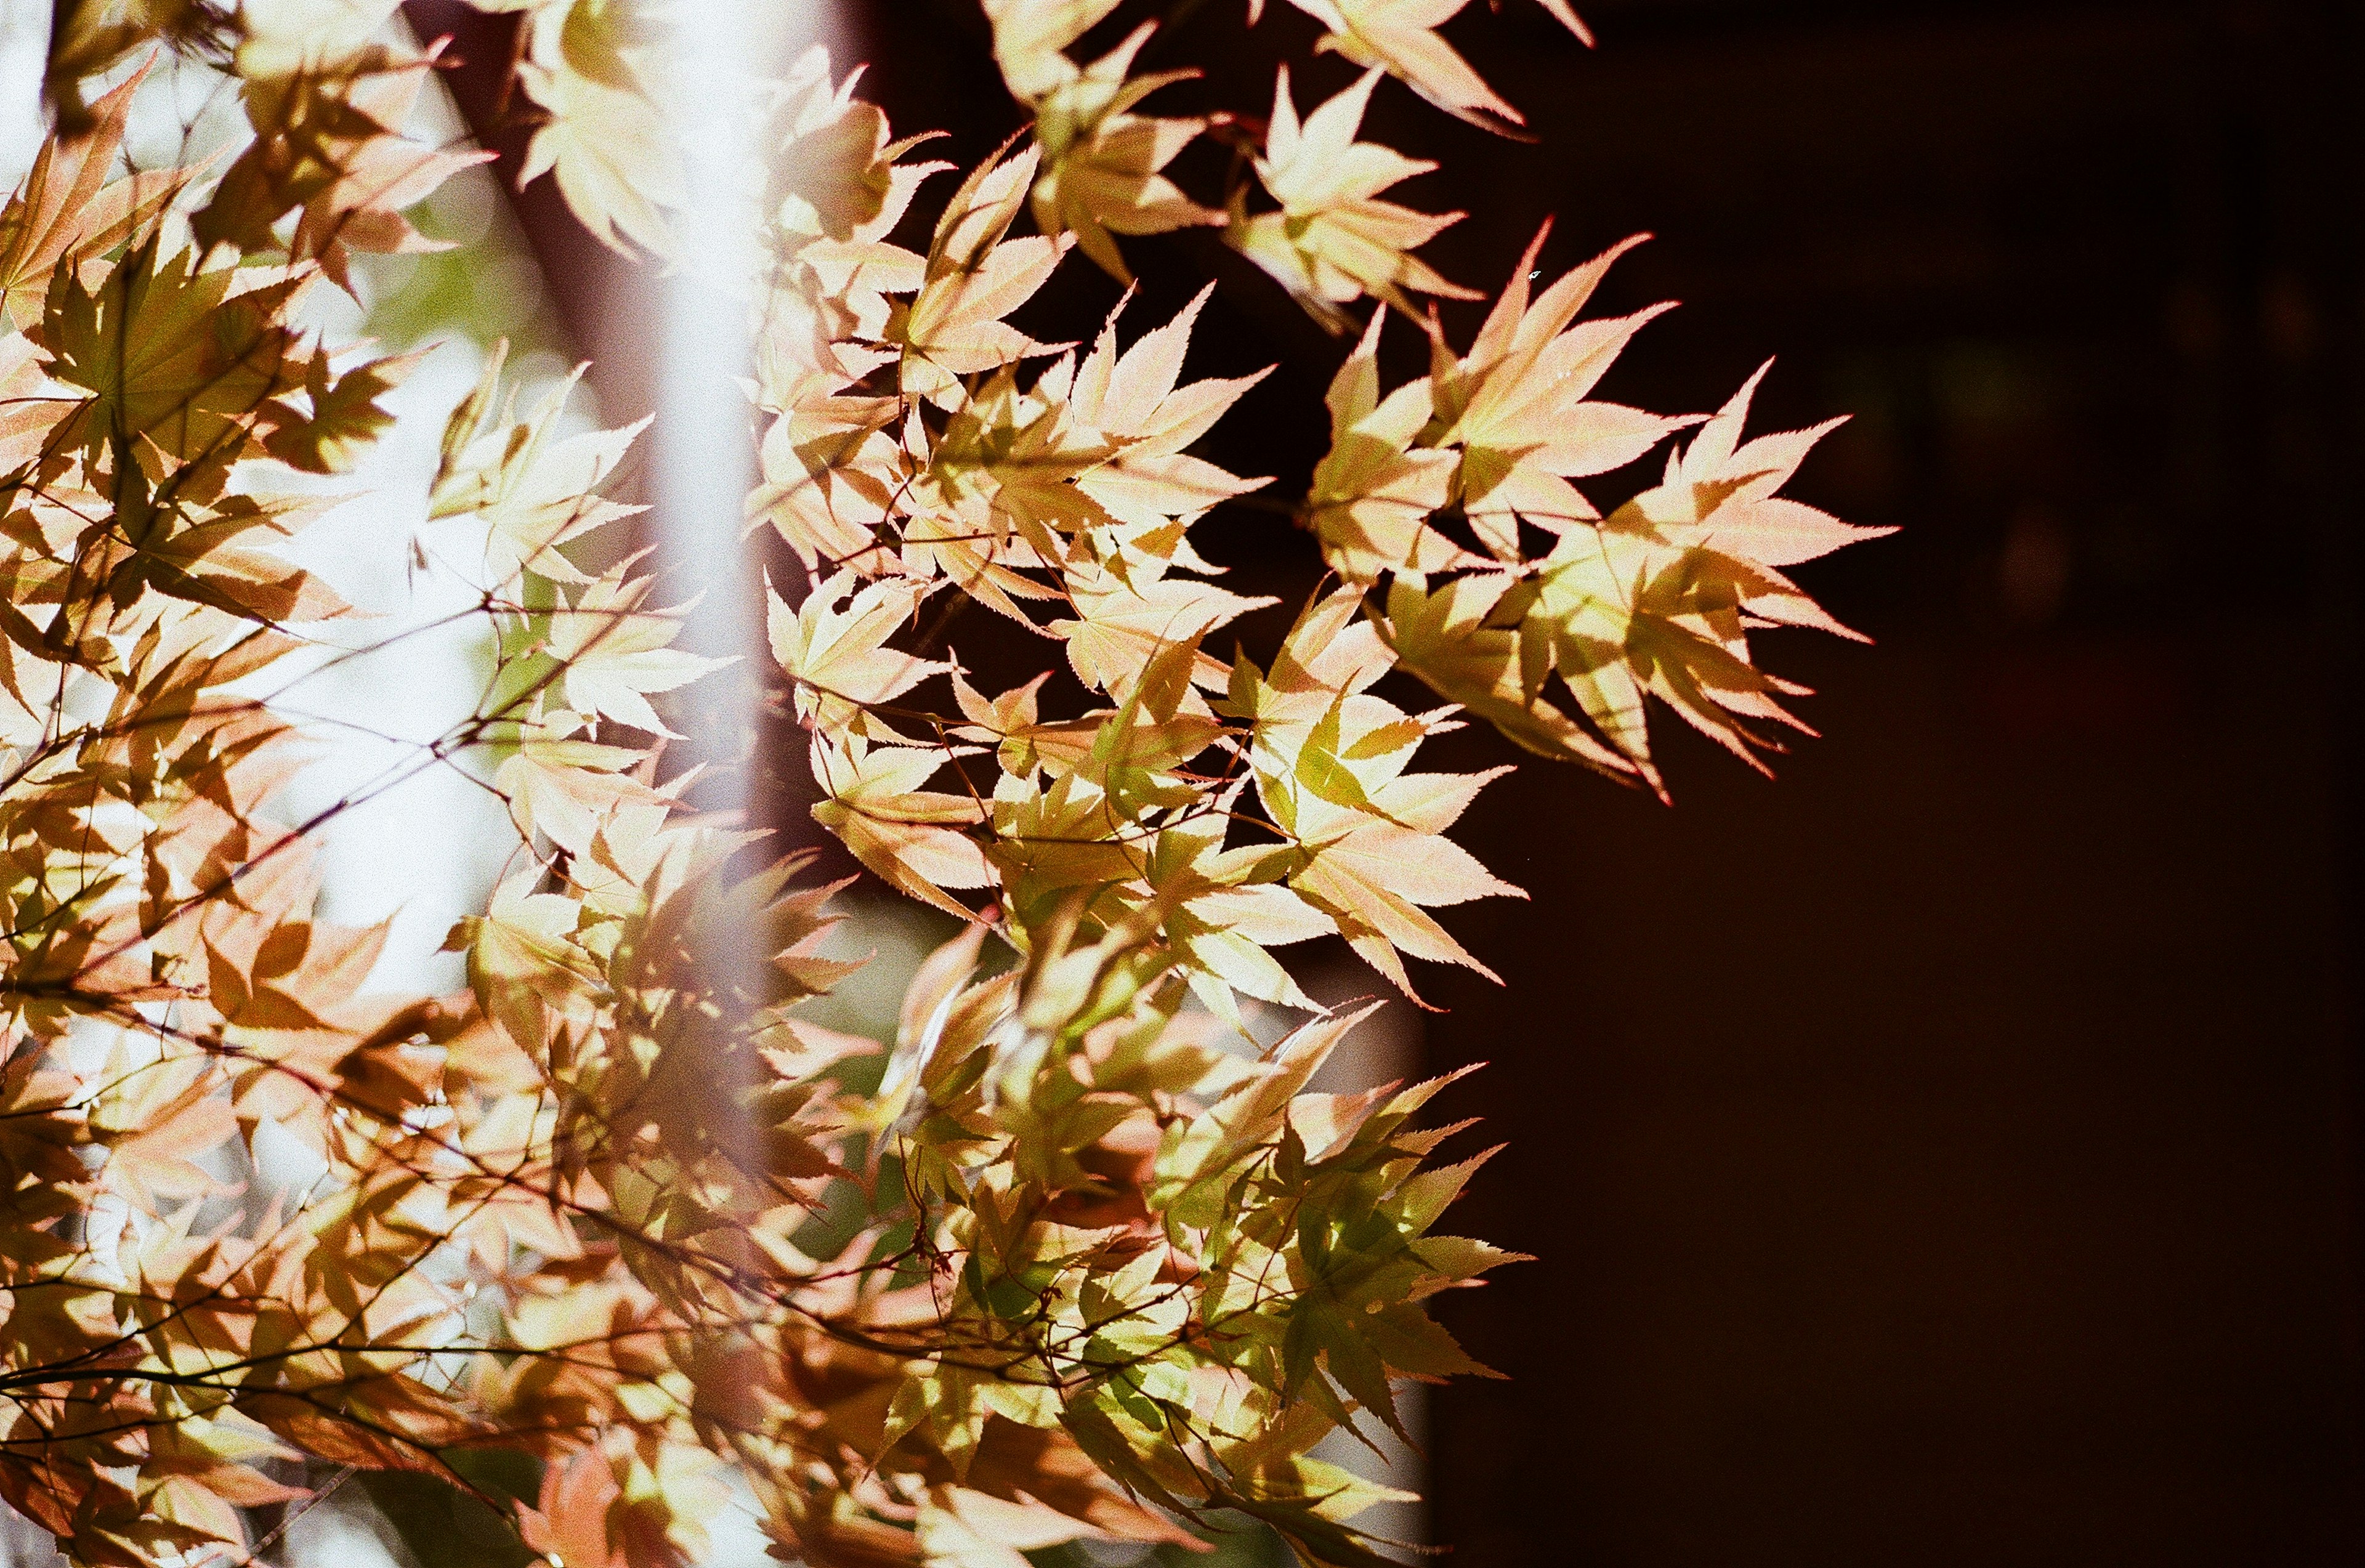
left=547, top=564, right=730, bottom=737
left=1380, top=569, right=1637, bottom=780
left=505, top=0, right=685, bottom=257
left=429, top=344, right=650, bottom=586
left=1306, top=307, right=1466, bottom=578
left=767, top=570, right=954, bottom=743
left=916, top=363, right=1114, bottom=578
left=1142, top=819, right=1329, bottom=1019
left=984, top=0, right=1124, bottom=101
left=981, top=640, right=1227, bottom=923
left=761, top=47, right=915, bottom=248
left=1065, top=285, right=1274, bottom=527
left=1288, top=812, right=1521, bottom=1002
left=492, top=703, right=665, bottom=855
left=1227, top=68, right=1479, bottom=331
left=0, top=67, right=183, bottom=332
left=1013, top=19, right=1223, bottom=281
left=1054, top=551, right=1274, bottom=700
left=1269, top=0, right=1526, bottom=134
left=918, top=1482, right=1133, bottom=1568
left=37, top=238, right=309, bottom=478
left=259, top=346, right=424, bottom=474
left=1426, top=228, right=1693, bottom=557
left=896, top=144, right=1070, bottom=398
left=233, top=0, right=407, bottom=76
left=1517, top=364, right=1878, bottom=786
left=754, top=50, right=950, bottom=389
left=809, top=734, right=995, bottom=918
left=1390, top=366, right=1880, bottom=795
left=748, top=374, right=908, bottom=574
left=193, top=32, right=491, bottom=294
left=461, top=867, right=601, bottom=1056
left=1229, top=589, right=1524, bottom=1002
left=285, top=49, right=495, bottom=293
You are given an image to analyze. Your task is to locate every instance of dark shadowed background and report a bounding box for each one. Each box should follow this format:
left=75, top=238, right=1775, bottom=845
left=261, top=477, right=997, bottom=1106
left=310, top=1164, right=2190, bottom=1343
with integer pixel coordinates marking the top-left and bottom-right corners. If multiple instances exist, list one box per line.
left=421, top=1, right=2365, bottom=1561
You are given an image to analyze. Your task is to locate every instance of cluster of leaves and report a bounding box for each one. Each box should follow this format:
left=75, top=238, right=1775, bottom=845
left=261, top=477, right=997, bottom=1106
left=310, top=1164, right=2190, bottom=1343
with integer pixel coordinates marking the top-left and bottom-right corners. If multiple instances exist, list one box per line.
left=2, top=3, right=1886, bottom=1567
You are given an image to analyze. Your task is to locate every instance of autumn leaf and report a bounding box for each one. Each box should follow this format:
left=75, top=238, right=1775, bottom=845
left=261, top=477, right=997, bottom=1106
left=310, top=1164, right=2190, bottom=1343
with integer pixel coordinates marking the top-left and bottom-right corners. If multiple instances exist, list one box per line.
left=261, top=346, right=424, bottom=474
left=429, top=344, right=650, bottom=586
left=508, top=0, right=685, bottom=257
left=809, top=734, right=995, bottom=918
left=1227, top=68, right=1479, bottom=331
left=1388, top=365, right=1877, bottom=795
left=767, top=570, right=954, bottom=742
left=38, top=238, right=309, bottom=476
left=548, top=564, right=730, bottom=737
left=0, top=66, right=182, bottom=331
left=999, top=12, right=1223, bottom=281
left=1518, top=364, right=1878, bottom=786
left=1425, top=227, right=1691, bottom=556
left=896, top=144, right=1070, bottom=397
left=1231, top=589, right=1526, bottom=1001
left=1306, top=307, right=1466, bottom=576
left=1269, top=0, right=1527, bottom=134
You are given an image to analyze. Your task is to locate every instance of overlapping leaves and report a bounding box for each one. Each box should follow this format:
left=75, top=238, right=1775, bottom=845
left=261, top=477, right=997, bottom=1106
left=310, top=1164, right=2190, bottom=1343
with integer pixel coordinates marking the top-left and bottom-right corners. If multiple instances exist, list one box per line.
left=7, top=4, right=1884, bottom=1567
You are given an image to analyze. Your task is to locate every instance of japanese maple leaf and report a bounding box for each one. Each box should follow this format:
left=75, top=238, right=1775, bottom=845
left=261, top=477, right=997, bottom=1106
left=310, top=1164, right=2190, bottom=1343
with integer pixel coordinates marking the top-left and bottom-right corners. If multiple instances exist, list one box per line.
left=1063, top=638, right=1228, bottom=812
left=1535, top=0, right=1593, bottom=41
left=902, top=492, right=1069, bottom=626
left=0, top=333, right=53, bottom=477
left=461, top=863, right=604, bottom=1055
left=1064, top=285, right=1272, bottom=527
left=116, top=491, right=357, bottom=626
left=200, top=876, right=388, bottom=1037
left=492, top=703, right=666, bottom=856
left=979, top=642, right=1231, bottom=919
left=1145, top=819, right=1330, bottom=1019
left=285, top=48, right=495, bottom=294
left=193, top=29, right=489, bottom=293
left=749, top=382, right=907, bottom=575
left=1429, top=227, right=1694, bottom=557
left=921, top=361, right=1119, bottom=567
left=1024, top=25, right=1222, bottom=281
left=1674, top=362, right=1895, bottom=573
left=897, top=145, right=1070, bottom=398
left=985, top=765, right=1154, bottom=920
left=1269, top=0, right=1525, bottom=134
left=505, top=0, right=684, bottom=257
left=1228, top=591, right=1526, bottom=1003
left=1227, top=68, right=1479, bottom=331
left=38, top=239, right=309, bottom=478
left=547, top=565, right=728, bottom=738
left=1053, top=551, right=1274, bottom=700
left=767, top=570, right=954, bottom=743
left=1522, top=363, right=1883, bottom=786
left=429, top=348, right=649, bottom=588
left=260, top=346, right=425, bottom=475
left=1381, top=569, right=1638, bottom=780
left=1306, top=307, right=1468, bottom=578
left=1390, top=366, right=1882, bottom=796
left=519, top=1449, right=630, bottom=1568
left=0, top=67, right=182, bottom=331
left=761, top=55, right=901, bottom=248
left=985, top=0, right=1126, bottom=101
left=233, top=0, right=406, bottom=76
left=1253, top=0, right=1593, bottom=49
left=519, top=1439, right=733, bottom=1568
left=809, top=735, right=995, bottom=919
